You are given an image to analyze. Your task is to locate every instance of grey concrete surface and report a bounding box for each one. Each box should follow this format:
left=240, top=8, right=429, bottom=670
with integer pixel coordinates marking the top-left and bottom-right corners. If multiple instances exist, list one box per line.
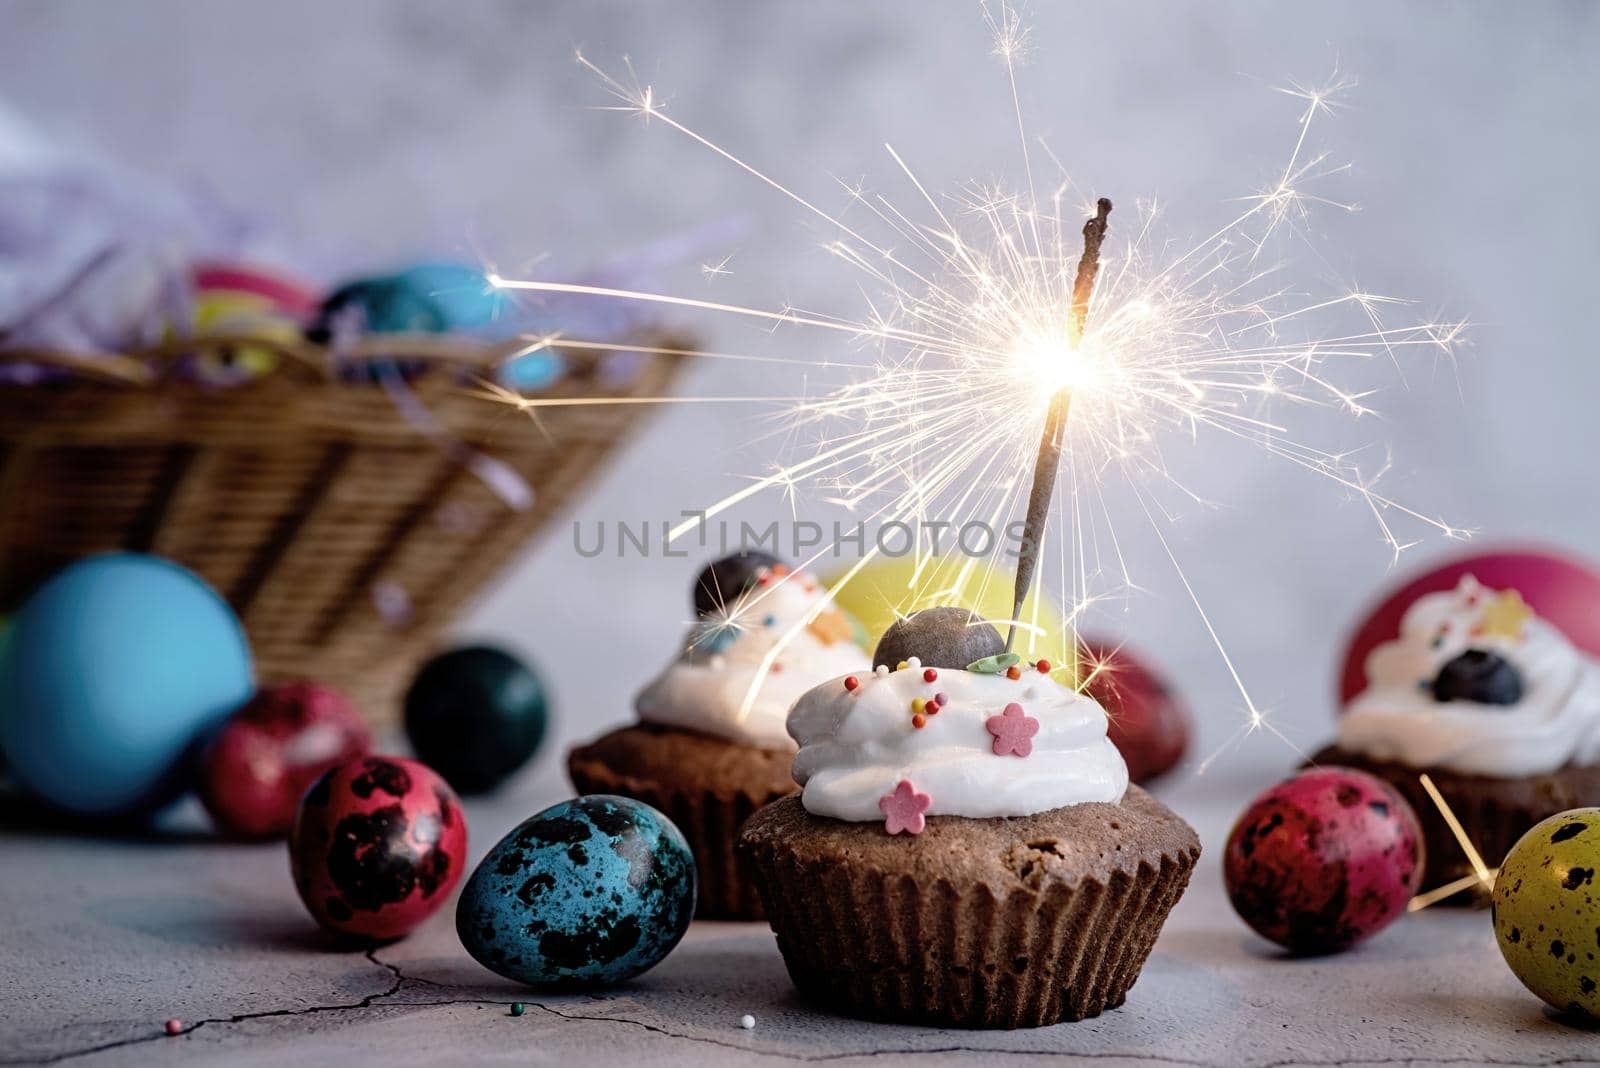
left=2, top=765, right=1596, bottom=1068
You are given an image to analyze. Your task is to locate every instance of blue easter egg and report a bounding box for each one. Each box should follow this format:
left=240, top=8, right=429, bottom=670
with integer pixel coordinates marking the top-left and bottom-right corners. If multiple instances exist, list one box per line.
left=456, top=795, right=696, bottom=989
left=0, top=554, right=254, bottom=816
left=395, top=263, right=510, bottom=332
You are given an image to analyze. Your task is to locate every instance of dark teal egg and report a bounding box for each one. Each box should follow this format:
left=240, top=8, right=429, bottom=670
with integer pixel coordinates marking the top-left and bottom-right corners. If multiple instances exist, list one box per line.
left=404, top=646, right=547, bottom=796
left=456, top=796, right=696, bottom=989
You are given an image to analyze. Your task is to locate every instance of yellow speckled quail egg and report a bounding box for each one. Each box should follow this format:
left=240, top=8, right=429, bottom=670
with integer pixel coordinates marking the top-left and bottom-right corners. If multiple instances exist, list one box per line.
left=1493, top=808, right=1600, bottom=1019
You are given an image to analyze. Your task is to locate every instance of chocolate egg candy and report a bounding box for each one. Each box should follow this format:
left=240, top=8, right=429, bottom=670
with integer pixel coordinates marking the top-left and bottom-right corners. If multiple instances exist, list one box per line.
left=1224, top=767, right=1424, bottom=955
left=456, top=795, right=695, bottom=989
left=404, top=646, right=547, bottom=796
left=1493, top=809, right=1600, bottom=1019
left=1431, top=649, right=1524, bottom=705
left=692, top=551, right=783, bottom=616
left=1077, top=637, right=1190, bottom=783
left=872, top=606, right=1004, bottom=671
left=289, top=756, right=467, bottom=941
left=199, top=681, right=370, bottom=838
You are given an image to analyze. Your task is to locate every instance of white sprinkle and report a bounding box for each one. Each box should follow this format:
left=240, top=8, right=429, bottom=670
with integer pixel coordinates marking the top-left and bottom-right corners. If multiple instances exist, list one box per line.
left=874, top=664, right=890, bottom=677
left=739, top=1014, right=756, bottom=1030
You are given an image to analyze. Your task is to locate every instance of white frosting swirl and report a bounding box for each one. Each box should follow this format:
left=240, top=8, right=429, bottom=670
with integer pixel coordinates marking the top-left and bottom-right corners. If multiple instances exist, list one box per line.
left=635, top=572, right=868, bottom=751
left=1338, top=575, right=1600, bottom=776
left=789, top=658, right=1128, bottom=821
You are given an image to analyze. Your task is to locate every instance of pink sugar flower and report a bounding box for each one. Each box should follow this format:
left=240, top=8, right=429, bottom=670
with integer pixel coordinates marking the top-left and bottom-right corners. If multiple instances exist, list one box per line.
left=986, top=702, right=1039, bottom=757
left=879, top=779, right=932, bottom=835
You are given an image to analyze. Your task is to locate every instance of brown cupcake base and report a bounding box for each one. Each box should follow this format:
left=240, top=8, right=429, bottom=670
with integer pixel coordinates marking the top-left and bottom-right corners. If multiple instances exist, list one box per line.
left=738, top=786, right=1200, bottom=1028
left=567, top=723, right=797, bottom=920
left=1311, top=745, right=1600, bottom=905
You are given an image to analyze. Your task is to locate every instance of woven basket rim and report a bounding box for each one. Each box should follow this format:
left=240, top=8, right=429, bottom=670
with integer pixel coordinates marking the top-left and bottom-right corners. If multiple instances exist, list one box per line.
left=0, top=334, right=612, bottom=387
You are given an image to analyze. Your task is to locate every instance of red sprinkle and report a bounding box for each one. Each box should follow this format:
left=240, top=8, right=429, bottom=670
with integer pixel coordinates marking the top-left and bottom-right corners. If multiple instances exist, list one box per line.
left=1006, top=665, right=1022, bottom=680
left=911, top=713, right=927, bottom=729
left=770, top=662, right=783, bottom=673
left=164, top=1019, right=183, bottom=1036
left=1036, top=659, right=1051, bottom=673
left=844, top=675, right=860, bottom=692
left=923, top=668, right=938, bottom=683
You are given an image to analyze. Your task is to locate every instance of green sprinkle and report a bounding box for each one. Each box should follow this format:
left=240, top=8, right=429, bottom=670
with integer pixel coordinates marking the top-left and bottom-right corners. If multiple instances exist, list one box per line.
left=966, top=652, right=1022, bottom=674
left=510, top=1003, right=526, bottom=1017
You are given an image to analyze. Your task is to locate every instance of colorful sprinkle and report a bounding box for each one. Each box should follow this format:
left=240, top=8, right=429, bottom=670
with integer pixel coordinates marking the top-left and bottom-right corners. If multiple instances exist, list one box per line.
left=844, top=675, right=860, bottom=692
left=770, top=662, right=783, bottom=673
left=1006, top=665, right=1022, bottom=680
left=164, top=1019, right=183, bottom=1036
left=911, top=697, right=927, bottom=713
left=935, top=692, right=948, bottom=705
left=510, top=1003, right=526, bottom=1017
left=896, top=660, right=910, bottom=671
left=1036, top=659, right=1052, bottom=673
left=763, top=614, right=777, bottom=627
left=986, top=702, right=1040, bottom=757
left=912, top=713, right=927, bottom=729
left=740, top=1014, right=757, bottom=1030
left=874, top=664, right=890, bottom=677
left=923, top=667, right=938, bottom=683
left=692, top=623, right=741, bottom=654
left=879, top=779, right=931, bottom=835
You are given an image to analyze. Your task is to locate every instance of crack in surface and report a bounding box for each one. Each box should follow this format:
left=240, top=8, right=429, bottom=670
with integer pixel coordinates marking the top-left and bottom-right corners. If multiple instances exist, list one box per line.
left=11, top=949, right=404, bottom=1067
left=12, top=952, right=1598, bottom=1068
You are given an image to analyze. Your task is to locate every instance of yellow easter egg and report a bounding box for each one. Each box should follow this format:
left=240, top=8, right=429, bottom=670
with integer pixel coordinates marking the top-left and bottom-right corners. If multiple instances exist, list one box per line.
left=824, top=555, right=1075, bottom=676
left=1493, top=809, right=1600, bottom=1020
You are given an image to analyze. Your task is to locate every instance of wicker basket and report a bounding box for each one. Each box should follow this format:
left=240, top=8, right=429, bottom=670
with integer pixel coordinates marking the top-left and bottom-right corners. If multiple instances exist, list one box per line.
left=0, top=335, right=687, bottom=724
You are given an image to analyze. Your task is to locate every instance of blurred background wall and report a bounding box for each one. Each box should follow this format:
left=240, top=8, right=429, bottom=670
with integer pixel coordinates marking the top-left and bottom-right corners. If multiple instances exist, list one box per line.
left=3, top=0, right=1597, bottom=782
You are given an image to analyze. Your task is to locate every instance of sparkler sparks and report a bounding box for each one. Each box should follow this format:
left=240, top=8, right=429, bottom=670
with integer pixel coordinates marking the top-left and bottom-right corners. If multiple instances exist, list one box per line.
left=489, top=7, right=1468, bottom=746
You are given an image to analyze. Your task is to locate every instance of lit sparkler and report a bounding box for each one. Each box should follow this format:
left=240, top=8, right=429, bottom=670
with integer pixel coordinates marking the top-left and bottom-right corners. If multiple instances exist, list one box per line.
left=486, top=5, right=1468, bottom=747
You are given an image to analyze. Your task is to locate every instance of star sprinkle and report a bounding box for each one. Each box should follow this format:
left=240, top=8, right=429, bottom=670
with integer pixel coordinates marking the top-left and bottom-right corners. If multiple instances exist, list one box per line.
left=807, top=606, right=854, bottom=645
left=986, top=702, right=1039, bottom=757
left=879, top=779, right=931, bottom=835
left=1479, top=590, right=1532, bottom=641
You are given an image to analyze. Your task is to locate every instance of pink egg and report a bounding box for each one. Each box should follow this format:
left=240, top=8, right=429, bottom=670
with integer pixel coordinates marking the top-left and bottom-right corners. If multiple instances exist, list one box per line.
left=198, top=682, right=370, bottom=839
left=1224, top=767, right=1423, bottom=955
left=1340, top=546, right=1600, bottom=703
left=191, top=262, right=319, bottom=319
left=1077, top=637, right=1190, bottom=783
left=289, top=756, right=467, bottom=942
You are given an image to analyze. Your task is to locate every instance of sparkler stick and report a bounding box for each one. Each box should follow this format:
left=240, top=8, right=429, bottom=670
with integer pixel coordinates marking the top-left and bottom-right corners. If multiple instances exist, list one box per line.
left=1005, top=197, right=1111, bottom=652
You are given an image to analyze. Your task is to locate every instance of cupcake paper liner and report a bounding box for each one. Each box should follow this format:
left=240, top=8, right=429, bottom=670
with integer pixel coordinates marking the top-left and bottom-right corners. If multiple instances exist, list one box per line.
left=739, top=789, right=1199, bottom=1028
left=1311, top=745, right=1600, bottom=905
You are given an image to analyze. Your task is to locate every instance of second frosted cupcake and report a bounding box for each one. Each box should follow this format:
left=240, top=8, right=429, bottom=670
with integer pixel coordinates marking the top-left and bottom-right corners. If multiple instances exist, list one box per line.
left=569, top=551, right=868, bottom=918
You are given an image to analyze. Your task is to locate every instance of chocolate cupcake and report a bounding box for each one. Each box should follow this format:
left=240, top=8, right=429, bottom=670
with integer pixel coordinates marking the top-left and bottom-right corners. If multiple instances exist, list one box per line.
left=1317, top=575, right=1600, bottom=903
left=568, top=553, right=867, bottom=919
left=739, top=609, right=1199, bottom=1027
